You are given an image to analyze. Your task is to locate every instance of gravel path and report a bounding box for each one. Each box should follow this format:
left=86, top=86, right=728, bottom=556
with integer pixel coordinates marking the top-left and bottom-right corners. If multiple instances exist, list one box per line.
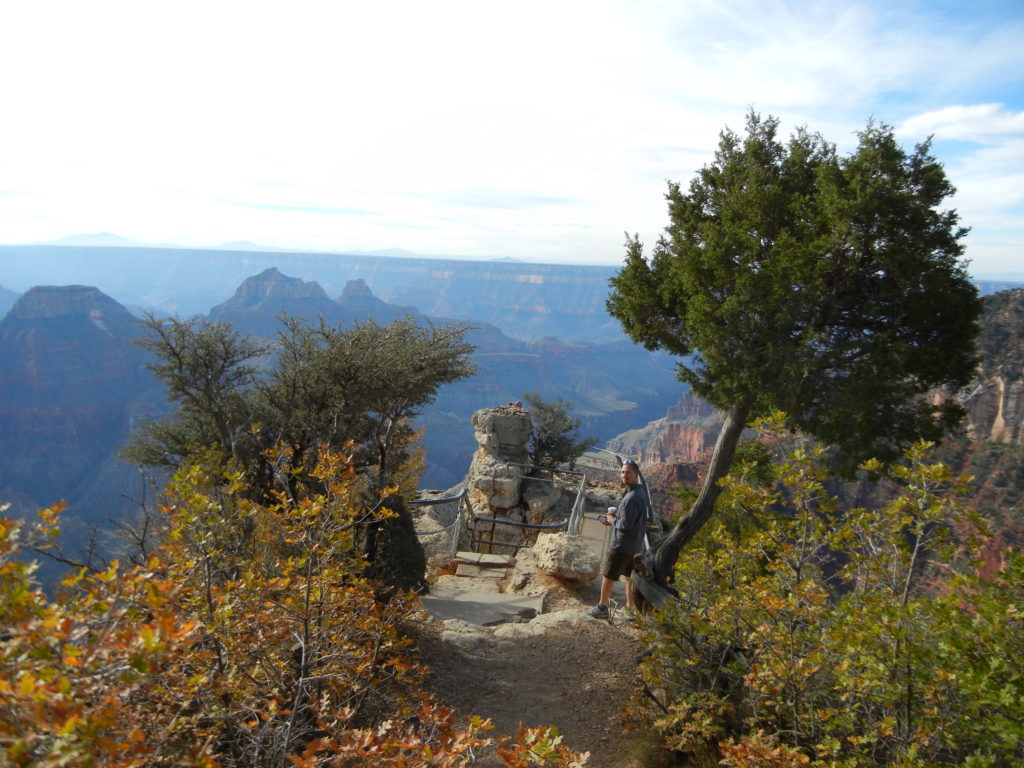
left=411, top=578, right=660, bottom=767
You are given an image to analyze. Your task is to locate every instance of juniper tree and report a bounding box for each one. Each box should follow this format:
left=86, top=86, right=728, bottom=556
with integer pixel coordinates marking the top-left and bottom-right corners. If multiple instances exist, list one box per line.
left=124, top=314, right=476, bottom=593
left=127, top=314, right=475, bottom=492
left=523, top=391, right=597, bottom=469
left=607, top=112, right=981, bottom=598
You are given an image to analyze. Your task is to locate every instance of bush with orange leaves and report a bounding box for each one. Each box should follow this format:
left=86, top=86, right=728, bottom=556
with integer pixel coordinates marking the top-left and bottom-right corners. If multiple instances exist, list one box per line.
left=0, top=447, right=588, bottom=767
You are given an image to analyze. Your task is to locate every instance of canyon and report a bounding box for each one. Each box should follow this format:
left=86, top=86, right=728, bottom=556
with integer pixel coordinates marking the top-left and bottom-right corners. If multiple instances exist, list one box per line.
left=0, top=265, right=683, bottom=572
left=2, top=243, right=1022, bottom=574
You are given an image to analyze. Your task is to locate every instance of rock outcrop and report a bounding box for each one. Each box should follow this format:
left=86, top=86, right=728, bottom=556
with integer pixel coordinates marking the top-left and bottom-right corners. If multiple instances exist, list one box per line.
left=468, top=405, right=533, bottom=512
left=464, top=405, right=577, bottom=553
left=960, top=288, right=1024, bottom=446
left=606, top=393, right=724, bottom=465
left=937, top=288, right=1024, bottom=546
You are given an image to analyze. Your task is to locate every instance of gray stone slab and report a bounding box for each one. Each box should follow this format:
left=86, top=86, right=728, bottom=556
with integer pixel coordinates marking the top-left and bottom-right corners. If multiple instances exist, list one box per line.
left=453, top=551, right=515, bottom=567
left=455, top=563, right=507, bottom=578
left=420, top=585, right=545, bottom=626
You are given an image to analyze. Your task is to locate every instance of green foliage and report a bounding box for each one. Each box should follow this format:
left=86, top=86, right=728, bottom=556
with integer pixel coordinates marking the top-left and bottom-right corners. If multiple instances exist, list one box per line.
left=124, top=314, right=476, bottom=592
left=127, top=314, right=476, bottom=493
left=637, top=418, right=1023, bottom=766
left=523, top=392, right=597, bottom=469
left=264, top=316, right=477, bottom=485
left=607, top=112, right=980, bottom=473
left=125, top=315, right=271, bottom=468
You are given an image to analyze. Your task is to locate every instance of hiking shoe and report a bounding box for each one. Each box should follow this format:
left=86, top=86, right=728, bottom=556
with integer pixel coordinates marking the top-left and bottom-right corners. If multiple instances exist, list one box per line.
left=587, top=603, right=609, bottom=619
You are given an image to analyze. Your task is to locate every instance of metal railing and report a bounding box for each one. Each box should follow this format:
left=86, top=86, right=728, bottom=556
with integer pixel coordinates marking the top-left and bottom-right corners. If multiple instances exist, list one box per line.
left=409, top=456, right=634, bottom=561
left=469, top=513, right=570, bottom=555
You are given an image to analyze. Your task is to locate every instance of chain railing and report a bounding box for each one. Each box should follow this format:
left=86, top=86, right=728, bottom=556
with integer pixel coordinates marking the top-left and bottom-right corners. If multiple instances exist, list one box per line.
left=409, top=488, right=470, bottom=562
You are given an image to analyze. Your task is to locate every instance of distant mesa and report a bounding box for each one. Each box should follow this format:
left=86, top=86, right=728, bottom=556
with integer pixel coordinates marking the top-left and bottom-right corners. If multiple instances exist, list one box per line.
left=340, top=278, right=374, bottom=299
left=6, top=284, right=135, bottom=321
left=205, top=267, right=418, bottom=337
left=40, top=232, right=144, bottom=248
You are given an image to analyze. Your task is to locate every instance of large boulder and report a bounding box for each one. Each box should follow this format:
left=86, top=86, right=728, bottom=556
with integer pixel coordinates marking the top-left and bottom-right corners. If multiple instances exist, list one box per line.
left=532, top=531, right=600, bottom=582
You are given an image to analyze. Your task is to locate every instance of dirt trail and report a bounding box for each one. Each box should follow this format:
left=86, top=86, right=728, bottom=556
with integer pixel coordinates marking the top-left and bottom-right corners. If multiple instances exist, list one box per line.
left=412, top=579, right=661, bottom=768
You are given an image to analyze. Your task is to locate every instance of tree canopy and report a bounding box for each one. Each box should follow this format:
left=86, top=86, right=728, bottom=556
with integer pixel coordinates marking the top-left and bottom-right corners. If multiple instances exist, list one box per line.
left=523, top=392, right=597, bottom=469
left=124, top=314, right=476, bottom=593
left=608, top=112, right=981, bottom=590
left=127, top=314, right=476, bottom=494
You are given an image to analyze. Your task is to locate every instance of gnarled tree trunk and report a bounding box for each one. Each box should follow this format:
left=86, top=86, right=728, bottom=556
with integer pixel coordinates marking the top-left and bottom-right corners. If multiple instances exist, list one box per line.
left=633, top=403, right=749, bottom=608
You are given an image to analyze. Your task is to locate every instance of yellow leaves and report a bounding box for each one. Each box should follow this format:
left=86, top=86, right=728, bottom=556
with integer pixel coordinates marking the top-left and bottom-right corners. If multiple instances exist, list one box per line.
left=719, top=730, right=812, bottom=767
left=61, top=644, right=82, bottom=668
left=17, top=671, right=37, bottom=697
left=860, top=457, right=885, bottom=473
left=96, top=561, right=120, bottom=584
left=54, top=713, right=82, bottom=737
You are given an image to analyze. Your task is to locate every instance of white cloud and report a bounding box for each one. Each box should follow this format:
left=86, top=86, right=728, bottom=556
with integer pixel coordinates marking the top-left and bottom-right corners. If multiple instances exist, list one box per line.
left=899, top=104, right=1024, bottom=143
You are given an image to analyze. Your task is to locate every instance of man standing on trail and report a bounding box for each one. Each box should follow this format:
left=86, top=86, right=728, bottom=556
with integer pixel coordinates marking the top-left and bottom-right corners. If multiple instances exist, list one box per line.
left=588, top=459, right=648, bottom=619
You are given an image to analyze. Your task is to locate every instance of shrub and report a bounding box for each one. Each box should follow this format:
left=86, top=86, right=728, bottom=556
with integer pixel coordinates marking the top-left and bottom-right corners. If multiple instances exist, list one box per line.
left=637, top=417, right=1024, bottom=766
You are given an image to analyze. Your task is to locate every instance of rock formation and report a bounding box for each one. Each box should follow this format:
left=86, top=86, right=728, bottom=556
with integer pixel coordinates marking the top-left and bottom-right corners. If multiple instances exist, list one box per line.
left=208, top=267, right=347, bottom=337
left=960, top=288, right=1024, bottom=446
left=420, top=405, right=607, bottom=585
left=605, top=393, right=724, bottom=465
left=467, top=404, right=533, bottom=513
left=937, top=288, right=1024, bottom=546
left=464, top=404, right=576, bottom=553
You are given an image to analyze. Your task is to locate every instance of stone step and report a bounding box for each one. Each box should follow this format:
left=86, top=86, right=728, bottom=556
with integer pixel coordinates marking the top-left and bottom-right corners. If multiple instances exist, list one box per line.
left=455, top=563, right=509, bottom=579
left=453, top=551, right=515, bottom=568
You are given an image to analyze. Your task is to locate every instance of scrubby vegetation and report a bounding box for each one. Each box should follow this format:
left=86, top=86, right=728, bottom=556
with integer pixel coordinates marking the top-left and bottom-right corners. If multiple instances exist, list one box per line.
left=636, top=417, right=1024, bottom=767
left=0, top=447, right=588, bottom=767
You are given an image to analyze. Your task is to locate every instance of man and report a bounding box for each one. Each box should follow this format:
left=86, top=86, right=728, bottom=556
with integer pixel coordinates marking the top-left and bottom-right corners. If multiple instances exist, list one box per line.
left=588, top=459, right=648, bottom=619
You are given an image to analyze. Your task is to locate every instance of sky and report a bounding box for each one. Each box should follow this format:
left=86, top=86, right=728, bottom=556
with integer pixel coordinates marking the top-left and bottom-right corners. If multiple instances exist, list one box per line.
left=1, top=0, right=1022, bottom=277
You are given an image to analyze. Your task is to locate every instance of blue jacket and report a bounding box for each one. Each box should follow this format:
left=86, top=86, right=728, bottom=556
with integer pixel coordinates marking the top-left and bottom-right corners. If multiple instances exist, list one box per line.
left=611, top=483, right=649, bottom=555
